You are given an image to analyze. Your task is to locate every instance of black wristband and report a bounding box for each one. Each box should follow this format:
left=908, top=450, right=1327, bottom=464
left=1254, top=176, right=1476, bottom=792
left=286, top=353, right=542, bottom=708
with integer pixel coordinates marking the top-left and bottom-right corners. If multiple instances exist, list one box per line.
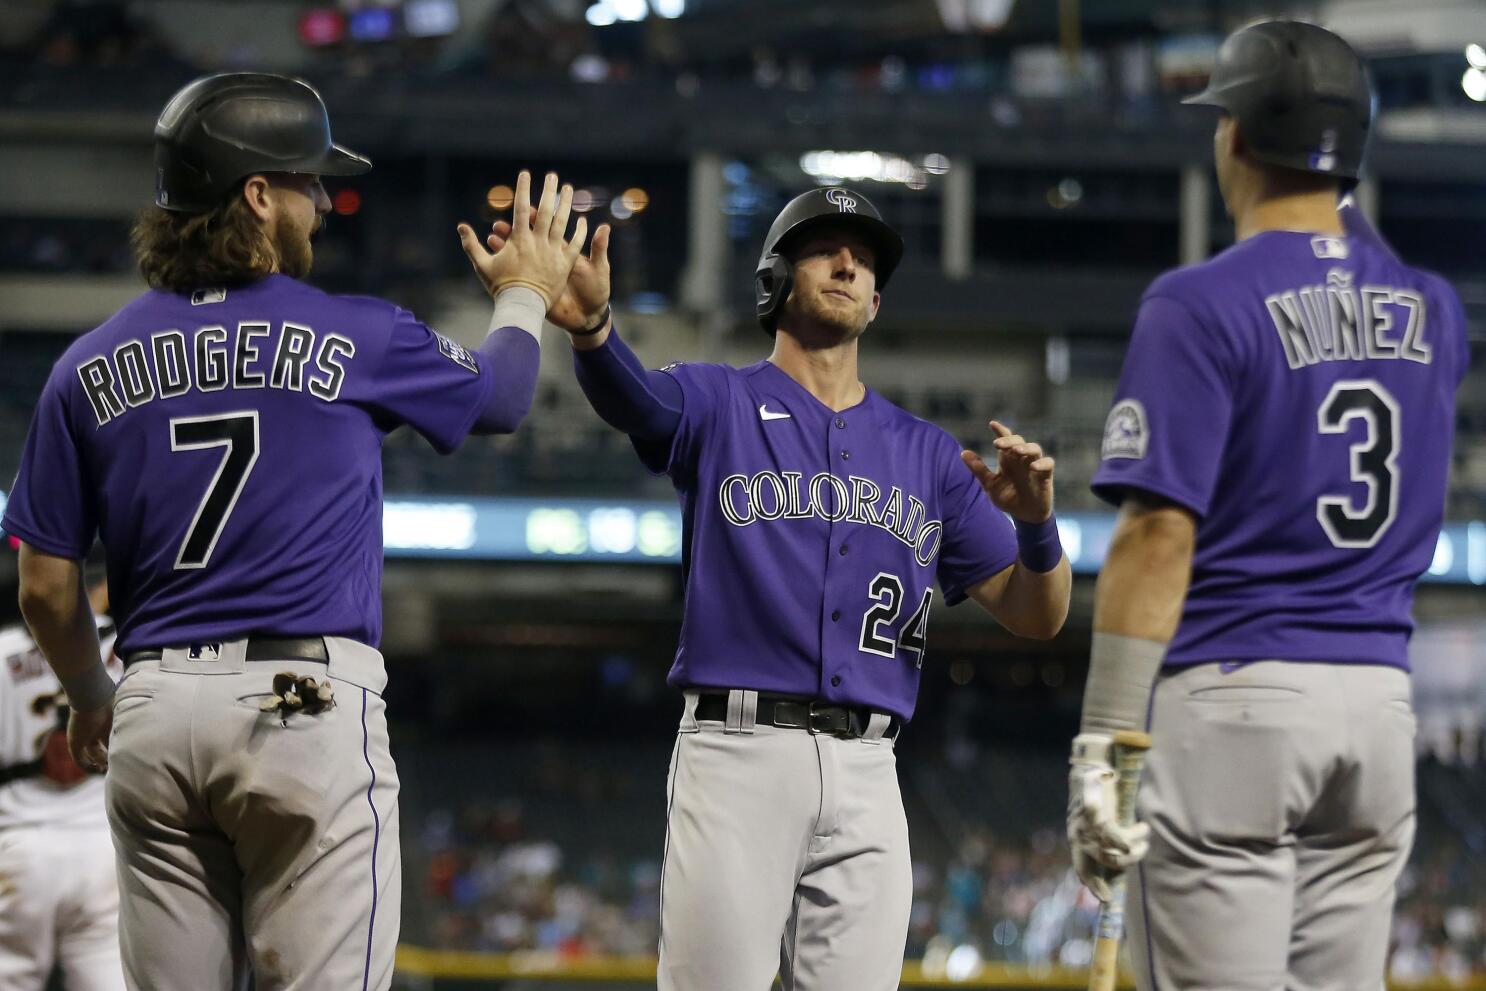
left=569, top=306, right=612, bottom=337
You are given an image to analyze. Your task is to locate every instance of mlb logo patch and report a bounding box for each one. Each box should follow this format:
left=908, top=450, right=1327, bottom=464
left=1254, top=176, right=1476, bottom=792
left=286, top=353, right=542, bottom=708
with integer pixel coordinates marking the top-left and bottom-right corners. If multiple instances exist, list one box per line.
left=191, top=288, right=227, bottom=306
left=187, top=642, right=222, bottom=661
left=1101, top=399, right=1149, bottom=460
left=1311, top=236, right=1349, bottom=260
left=435, top=334, right=478, bottom=373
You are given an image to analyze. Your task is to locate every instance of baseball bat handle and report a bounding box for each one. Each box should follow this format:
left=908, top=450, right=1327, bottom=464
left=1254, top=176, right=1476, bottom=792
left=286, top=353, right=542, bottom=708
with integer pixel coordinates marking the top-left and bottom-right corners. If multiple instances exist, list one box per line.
left=1089, top=928, right=1121, bottom=991
left=1086, top=731, right=1152, bottom=991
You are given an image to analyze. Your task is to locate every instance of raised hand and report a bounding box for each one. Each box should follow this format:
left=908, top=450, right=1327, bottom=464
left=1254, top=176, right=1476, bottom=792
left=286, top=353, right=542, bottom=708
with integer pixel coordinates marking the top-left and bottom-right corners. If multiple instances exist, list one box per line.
left=961, top=420, right=1056, bottom=524
left=487, top=217, right=612, bottom=333
left=457, top=171, right=586, bottom=307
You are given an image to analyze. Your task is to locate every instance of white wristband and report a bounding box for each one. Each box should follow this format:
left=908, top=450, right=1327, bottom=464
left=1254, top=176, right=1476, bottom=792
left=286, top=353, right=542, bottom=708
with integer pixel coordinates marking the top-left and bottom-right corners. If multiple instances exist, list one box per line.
left=62, top=661, right=117, bottom=713
left=1079, top=632, right=1166, bottom=735
left=490, top=286, right=546, bottom=343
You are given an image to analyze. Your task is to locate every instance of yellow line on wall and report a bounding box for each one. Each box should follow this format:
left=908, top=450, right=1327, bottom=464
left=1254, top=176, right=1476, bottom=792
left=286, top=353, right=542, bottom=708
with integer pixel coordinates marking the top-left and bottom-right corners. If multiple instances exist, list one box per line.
left=394, top=947, right=1486, bottom=991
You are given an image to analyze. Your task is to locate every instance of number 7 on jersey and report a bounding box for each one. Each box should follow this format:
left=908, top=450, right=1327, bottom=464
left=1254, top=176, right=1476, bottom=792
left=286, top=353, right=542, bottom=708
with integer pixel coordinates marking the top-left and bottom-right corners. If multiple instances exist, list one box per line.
left=169, top=411, right=260, bottom=570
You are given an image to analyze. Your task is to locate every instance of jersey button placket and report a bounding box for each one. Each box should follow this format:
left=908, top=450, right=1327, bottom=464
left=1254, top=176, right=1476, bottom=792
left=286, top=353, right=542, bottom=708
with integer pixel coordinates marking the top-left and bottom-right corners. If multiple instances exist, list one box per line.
left=825, top=414, right=851, bottom=700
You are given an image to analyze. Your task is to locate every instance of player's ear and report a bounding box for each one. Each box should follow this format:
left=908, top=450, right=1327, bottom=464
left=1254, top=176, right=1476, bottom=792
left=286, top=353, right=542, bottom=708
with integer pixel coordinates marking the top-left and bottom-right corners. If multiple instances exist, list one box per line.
left=1221, top=116, right=1245, bottom=162
left=240, top=174, right=274, bottom=225
left=867, top=291, right=881, bottom=322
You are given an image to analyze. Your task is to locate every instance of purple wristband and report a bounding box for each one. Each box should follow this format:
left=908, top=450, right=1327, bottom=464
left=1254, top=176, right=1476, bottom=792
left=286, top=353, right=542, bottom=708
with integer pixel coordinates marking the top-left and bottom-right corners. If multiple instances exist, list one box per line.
left=1015, top=513, right=1063, bottom=573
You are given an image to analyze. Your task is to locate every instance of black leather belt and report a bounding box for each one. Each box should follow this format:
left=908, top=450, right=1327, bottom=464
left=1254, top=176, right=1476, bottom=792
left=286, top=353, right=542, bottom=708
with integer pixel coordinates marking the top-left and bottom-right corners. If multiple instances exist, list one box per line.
left=125, top=637, right=329, bottom=667
left=694, top=692, right=899, bottom=740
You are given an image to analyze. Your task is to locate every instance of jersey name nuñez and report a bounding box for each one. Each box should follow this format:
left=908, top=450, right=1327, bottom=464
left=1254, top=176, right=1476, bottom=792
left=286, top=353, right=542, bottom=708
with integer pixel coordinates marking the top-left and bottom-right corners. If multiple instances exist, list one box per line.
left=1265, top=270, right=1430, bottom=370
left=1092, top=229, right=1469, bottom=671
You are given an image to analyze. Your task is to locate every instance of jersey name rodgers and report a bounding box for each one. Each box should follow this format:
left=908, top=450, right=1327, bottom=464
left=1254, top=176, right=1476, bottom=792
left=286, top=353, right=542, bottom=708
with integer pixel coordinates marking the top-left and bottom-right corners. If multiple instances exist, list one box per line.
left=637, top=359, right=1017, bottom=723
left=2, top=275, right=500, bottom=654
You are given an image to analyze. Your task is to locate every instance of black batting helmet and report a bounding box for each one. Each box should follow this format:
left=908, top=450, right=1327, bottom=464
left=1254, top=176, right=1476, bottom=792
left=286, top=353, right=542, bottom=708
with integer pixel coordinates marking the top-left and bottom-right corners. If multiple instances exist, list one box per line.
left=154, top=73, right=371, bottom=213
left=754, top=186, right=904, bottom=334
left=1184, top=20, right=1374, bottom=182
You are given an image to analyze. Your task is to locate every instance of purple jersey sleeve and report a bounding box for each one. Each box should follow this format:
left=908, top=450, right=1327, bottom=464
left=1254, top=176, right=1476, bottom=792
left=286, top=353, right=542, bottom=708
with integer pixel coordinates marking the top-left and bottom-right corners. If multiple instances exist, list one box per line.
left=936, top=448, right=1018, bottom=605
left=3, top=369, right=95, bottom=558
left=635, top=362, right=730, bottom=477
left=571, top=329, right=684, bottom=456
left=354, top=308, right=501, bottom=454
left=1091, top=295, right=1240, bottom=516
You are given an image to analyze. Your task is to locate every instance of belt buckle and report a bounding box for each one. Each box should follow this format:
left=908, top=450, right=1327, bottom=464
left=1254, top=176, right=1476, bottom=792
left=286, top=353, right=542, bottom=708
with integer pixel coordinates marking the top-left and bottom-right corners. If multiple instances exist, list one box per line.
left=808, top=702, right=851, bottom=738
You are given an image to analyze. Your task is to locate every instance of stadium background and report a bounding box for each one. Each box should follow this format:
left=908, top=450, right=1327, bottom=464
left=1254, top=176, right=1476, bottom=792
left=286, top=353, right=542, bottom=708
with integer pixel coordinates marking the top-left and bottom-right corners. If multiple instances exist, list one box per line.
left=2, top=0, right=1485, bottom=987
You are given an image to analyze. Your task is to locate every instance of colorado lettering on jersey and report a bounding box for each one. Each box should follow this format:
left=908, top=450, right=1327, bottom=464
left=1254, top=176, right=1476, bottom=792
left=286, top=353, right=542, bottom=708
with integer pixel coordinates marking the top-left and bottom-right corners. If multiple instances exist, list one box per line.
left=1265, top=270, right=1431, bottom=371
left=718, top=470, right=945, bottom=567
left=76, top=321, right=355, bottom=427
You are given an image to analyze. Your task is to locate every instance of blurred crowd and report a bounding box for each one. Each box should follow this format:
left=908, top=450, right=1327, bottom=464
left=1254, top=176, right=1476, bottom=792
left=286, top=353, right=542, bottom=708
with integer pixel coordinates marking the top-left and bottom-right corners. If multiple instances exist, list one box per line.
left=411, top=772, right=1486, bottom=980
left=1393, top=831, right=1486, bottom=981
left=418, top=801, right=662, bottom=956
left=0, top=0, right=1222, bottom=116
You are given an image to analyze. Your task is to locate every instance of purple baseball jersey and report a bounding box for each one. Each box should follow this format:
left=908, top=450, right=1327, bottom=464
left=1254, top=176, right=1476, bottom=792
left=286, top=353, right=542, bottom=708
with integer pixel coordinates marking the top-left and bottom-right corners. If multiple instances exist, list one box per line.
left=4, top=275, right=502, bottom=653
left=638, top=360, right=1017, bottom=722
left=1093, top=230, right=1469, bottom=669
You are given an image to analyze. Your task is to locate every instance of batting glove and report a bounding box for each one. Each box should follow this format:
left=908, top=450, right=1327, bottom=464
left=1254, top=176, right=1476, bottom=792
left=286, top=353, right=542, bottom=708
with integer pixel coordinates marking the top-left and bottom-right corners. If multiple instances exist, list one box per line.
left=1067, top=732, right=1150, bottom=902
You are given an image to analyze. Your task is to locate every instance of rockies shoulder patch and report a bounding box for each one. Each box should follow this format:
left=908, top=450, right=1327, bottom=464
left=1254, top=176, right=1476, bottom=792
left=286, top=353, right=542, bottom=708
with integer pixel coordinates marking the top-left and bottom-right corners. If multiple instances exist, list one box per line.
left=436, top=333, right=479, bottom=373
left=1101, top=399, right=1149, bottom=460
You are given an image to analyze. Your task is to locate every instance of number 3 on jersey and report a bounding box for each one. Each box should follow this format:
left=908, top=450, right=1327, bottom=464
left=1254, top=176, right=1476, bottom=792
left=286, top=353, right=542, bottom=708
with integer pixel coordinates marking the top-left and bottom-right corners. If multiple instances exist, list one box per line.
left=859, top=573, right=934, bottom=667
left=1316, top=379, right=1399, bottom=549
left=169, top=411, right=260, bottom=569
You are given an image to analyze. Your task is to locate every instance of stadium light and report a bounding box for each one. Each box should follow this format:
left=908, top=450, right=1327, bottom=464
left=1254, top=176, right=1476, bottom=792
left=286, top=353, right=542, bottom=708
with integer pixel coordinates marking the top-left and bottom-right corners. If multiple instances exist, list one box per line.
left=612, top=0, right=648, bottom=21
left=333, top=189, right=362, bottom=215
left=651, top=0, right=685, bottom=17
left=486, top=184, right=514, bottom=210
left=585, top=3, right=618, bottom=26
left=1464, top=67, right=1486, bottom=102
left=1467, top=43, right=1486, bottom=69
left=621, top=187, right=650, bottom=213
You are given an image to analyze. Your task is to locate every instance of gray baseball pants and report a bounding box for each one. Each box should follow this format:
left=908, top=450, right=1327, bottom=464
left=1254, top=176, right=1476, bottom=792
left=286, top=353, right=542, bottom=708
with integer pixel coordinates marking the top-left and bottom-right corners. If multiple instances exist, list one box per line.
left=1128, top=660, right=1415, bottom=991
left=658, top=691, right=912, bottom=991
left=104, top=638, right=400, bottom=991
left=0, top=822, right=122, bottom=991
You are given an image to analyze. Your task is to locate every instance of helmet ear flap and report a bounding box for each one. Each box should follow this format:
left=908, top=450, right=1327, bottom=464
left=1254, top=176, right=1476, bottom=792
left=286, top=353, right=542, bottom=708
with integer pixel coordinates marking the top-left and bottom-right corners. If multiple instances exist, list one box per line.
left=754, top=254, right=793, bottom=336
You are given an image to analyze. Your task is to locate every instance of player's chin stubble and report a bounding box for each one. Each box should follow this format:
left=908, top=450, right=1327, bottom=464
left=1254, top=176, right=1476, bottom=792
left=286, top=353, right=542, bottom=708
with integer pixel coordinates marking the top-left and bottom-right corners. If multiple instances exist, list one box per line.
left=783, top=293, right=870, bottom=349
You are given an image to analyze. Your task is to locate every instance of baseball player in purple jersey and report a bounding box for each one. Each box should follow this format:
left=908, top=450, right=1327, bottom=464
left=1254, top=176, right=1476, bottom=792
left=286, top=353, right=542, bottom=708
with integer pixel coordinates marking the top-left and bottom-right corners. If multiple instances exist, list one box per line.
left=3, top=72, right=586, bottom=990
left=485, top=186, right=1072, bottom=988
left=1066, top=22, right=1470, bottom=991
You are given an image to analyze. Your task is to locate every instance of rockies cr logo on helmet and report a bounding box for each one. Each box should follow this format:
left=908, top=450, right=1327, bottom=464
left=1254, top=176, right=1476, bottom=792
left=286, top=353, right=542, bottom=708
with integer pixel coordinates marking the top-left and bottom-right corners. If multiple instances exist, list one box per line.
left=825, top=188, right=859, bottom=213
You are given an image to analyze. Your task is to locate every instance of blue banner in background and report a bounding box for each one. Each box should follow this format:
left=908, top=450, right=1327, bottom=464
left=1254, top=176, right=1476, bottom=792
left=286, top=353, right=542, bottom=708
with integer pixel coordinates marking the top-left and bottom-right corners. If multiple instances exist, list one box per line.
left=378, top=496, right=1486, bottom=587
left=1, top=488, right=1477, bottom=585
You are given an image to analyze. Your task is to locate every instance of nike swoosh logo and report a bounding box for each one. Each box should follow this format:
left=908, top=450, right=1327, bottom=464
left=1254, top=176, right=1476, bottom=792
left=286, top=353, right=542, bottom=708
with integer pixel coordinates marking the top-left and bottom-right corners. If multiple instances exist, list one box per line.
left=758, top=404, right=792, bottom=421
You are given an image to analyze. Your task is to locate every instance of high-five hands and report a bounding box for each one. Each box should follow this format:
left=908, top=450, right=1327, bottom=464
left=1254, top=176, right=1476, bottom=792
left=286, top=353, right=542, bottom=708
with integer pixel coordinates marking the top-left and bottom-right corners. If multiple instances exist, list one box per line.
left=486, top=213, right=612, bottom=334
left=457, top=171, right=586, bottom=308
left=961, top=420, right=1056, bottom=524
